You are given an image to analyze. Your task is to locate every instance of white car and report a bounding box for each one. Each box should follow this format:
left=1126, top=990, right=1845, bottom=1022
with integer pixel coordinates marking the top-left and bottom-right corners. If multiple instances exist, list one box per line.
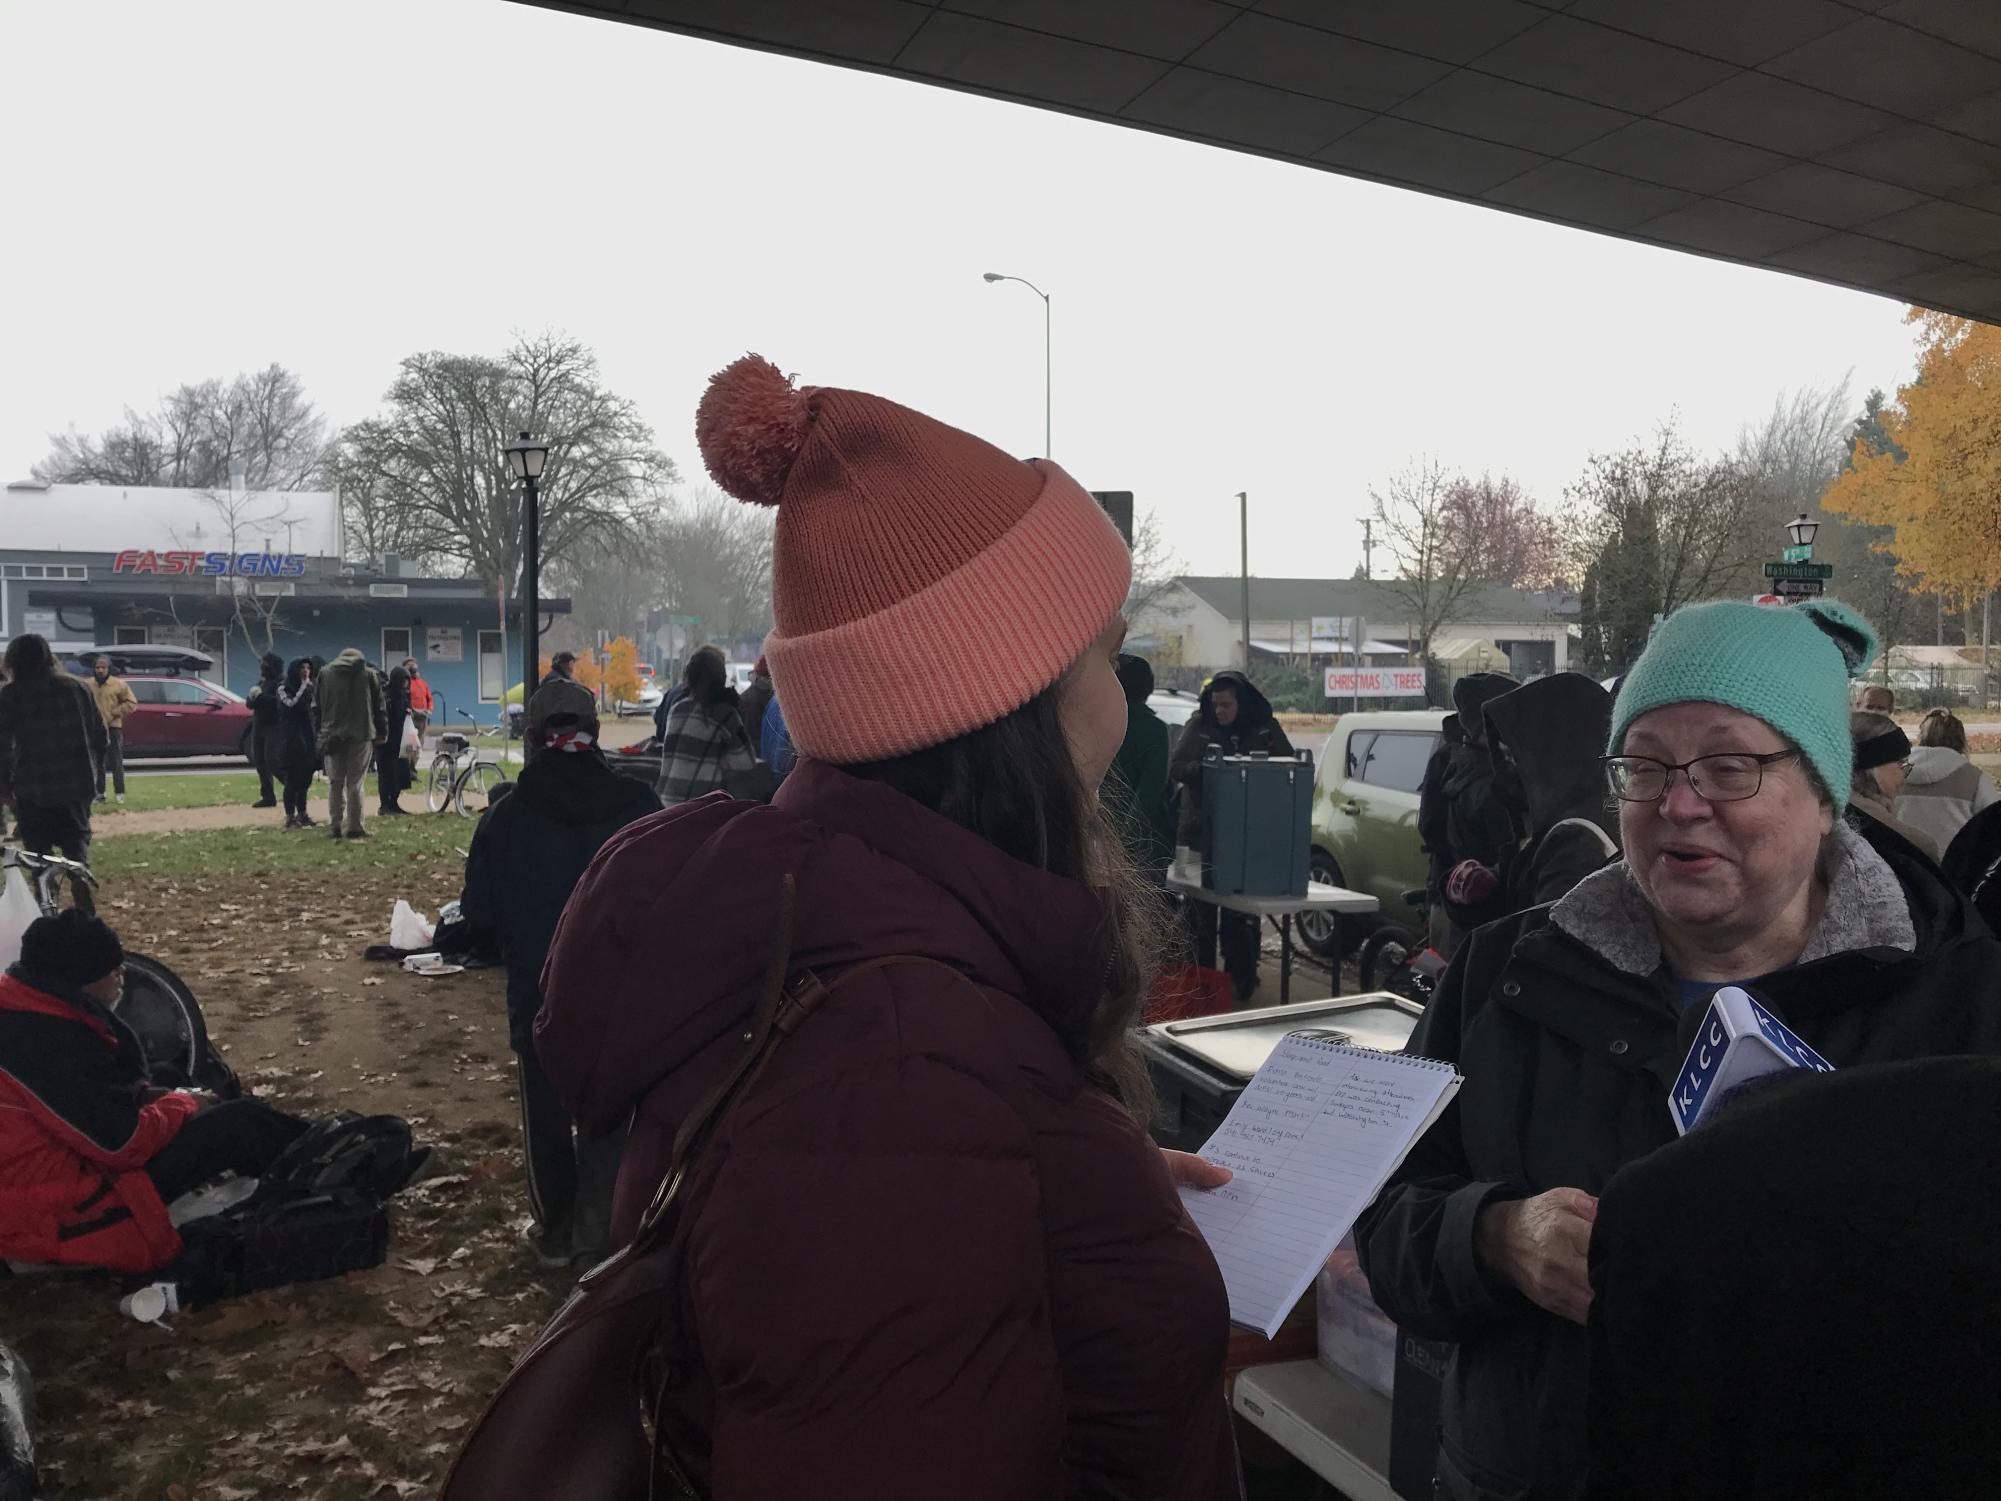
left=615, top=683, right=665, bottom=718
left=1148, top=688, right=1201, bottom=729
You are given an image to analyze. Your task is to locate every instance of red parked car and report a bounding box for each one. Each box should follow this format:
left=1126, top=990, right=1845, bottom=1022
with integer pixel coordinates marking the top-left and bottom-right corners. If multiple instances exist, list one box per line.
left=120, top=675, right=256, bottom=761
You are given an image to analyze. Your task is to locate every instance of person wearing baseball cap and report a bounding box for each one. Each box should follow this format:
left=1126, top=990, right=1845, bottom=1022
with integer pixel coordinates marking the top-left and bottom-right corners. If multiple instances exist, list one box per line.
left=1357, top=597, right=2001, bottom=1500
left=539, top=651, right=578, bottom=690
left=457, top=678, right=660, bottom=1269
left=528, top=356, right=1238, bottom=1495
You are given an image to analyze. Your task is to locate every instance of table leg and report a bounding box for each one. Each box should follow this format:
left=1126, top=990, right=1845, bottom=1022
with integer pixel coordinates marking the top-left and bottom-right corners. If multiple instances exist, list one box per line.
left=1279, top=913, right=1294, bottom=1005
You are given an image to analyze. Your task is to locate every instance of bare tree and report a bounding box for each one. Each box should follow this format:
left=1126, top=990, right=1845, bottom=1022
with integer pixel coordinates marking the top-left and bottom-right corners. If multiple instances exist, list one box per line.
left=1735, top=378, right=1927, bottom=657
left=1372, top=461, right=1556, bottom=662
left=1733, top=378, right=1852, bottom=516
left=655, top=487, right=776, bottom=649
left=332, top=333, right=676, bottom=589
left=321, top=418, right=435, bottom=568
left=1567, top=416, right=1762, bottom=674
left=548, top=507, right=676, bottom=648
left=178, top=486, right=309, bottom=658
left=37, top=364, right=326, bottom=491
left=1124, top=506, right=1185, bottom=626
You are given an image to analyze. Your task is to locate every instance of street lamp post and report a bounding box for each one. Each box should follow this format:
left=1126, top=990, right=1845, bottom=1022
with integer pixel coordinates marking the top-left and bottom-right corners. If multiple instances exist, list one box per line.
left=503, top=430, right=551, bottom=708
left=1785, top=512, right=1819, bottom=550
left=983, top=271, right=1051, bottom=458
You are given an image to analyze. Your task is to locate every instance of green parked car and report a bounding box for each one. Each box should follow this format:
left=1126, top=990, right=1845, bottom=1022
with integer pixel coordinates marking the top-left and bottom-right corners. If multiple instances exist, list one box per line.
left=1298, top=709, right=1447, bottom=958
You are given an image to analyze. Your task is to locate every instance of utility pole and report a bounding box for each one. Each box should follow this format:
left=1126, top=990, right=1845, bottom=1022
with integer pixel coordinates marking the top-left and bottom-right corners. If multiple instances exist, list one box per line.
left=1238, top=491, right=1252, bottom=673
left=1360, top=517, right=1375, bottom=580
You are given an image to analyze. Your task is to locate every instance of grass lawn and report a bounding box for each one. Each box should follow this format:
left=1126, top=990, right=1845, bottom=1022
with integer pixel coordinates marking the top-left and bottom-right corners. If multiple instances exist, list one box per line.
left=93, top=805, right=478, bottom=880
left=113, top=771, right=268, bottom=813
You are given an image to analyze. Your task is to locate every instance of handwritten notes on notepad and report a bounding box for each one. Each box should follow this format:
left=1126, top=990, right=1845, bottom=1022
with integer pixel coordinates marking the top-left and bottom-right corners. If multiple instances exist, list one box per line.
left=1179, top=1033, right=1461, bottom=1337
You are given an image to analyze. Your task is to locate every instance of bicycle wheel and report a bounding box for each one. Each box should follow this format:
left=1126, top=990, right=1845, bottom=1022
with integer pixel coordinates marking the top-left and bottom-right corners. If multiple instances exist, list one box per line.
left=426, top=754, right=455, bottom=814
left=456, top=760, right=507, bottom=817
left=1356, top=924, right=1423, bottom=996
left=115, top=952, right=208, bottom=1090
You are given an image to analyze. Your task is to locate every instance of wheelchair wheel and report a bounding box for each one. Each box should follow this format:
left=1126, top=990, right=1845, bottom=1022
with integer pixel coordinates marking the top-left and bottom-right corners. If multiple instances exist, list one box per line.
left=115, top=952, right=237, bottom=1096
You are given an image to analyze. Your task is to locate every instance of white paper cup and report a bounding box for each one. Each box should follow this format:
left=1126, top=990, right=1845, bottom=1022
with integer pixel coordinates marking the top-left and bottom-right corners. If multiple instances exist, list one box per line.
left=119, top=1283, right=176, bottom=1323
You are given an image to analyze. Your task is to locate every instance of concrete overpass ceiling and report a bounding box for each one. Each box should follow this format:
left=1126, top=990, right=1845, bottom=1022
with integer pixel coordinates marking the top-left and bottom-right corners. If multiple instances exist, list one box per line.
left=518, top=0, right=2001, bottom=323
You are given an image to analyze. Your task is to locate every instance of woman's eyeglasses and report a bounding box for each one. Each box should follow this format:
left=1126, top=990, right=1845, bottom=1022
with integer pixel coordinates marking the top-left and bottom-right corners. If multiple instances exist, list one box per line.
left=1602, top=749, right=1801, bottom=804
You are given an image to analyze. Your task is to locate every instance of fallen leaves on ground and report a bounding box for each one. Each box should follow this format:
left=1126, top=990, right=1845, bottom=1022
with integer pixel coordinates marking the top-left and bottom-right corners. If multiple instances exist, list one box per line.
left=9, top=854, right=575, bottom=1499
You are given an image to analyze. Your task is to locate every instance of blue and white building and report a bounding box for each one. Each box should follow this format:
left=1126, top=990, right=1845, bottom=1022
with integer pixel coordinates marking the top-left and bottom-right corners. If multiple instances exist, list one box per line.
left=1, top=480, right=567, bottom=726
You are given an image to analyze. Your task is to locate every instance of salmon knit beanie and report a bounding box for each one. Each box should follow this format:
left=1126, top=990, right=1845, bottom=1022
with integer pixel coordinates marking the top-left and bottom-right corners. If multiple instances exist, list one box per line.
left=1609, top=598, right=1879, bottom=813
left=695, top=354, right=1132, bottom=763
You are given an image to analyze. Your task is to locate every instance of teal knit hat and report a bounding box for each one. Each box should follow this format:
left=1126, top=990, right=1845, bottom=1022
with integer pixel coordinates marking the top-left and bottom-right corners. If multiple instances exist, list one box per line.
left=1609, top=599, right=1879, bottom=813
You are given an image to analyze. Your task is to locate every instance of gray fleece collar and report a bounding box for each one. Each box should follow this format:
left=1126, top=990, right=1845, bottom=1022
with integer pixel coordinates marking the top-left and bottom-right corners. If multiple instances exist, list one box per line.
left=1548, top=822, right=1916, bottom=978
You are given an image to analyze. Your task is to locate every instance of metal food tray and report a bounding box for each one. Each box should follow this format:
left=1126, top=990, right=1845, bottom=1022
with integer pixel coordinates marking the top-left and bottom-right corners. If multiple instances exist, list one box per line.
left=1147, top=993, right=1424, bottom=1084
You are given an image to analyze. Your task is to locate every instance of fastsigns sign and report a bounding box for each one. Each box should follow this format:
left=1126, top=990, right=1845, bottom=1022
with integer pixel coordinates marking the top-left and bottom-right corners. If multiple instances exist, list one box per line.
left=113, top=550, right=306, bottom=578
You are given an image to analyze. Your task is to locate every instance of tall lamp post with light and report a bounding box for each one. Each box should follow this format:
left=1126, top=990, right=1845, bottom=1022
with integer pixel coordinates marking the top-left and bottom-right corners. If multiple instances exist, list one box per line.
left=1763, top=511, right=1831, bottom=608
left=982, top=271, right=1051, bottom=458
left=504, top=431, right=550, bottom=704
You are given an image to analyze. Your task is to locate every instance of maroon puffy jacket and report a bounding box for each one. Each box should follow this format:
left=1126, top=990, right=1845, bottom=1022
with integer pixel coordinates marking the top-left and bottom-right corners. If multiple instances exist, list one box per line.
left=536, top=759, right=1238, bottom=1499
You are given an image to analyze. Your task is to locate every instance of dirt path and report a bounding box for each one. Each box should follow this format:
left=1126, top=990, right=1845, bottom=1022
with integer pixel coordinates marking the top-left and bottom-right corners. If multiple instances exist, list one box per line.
left=10, top=859, right=572, bottom=1500
left=96, top=803, right=297, bottom=837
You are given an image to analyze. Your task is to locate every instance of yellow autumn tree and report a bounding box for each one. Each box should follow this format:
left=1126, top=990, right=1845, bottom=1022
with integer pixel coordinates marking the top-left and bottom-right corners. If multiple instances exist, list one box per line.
left=1823, top=308, right=2001, bottom=617
left=603, top=636, right=642, bottom=706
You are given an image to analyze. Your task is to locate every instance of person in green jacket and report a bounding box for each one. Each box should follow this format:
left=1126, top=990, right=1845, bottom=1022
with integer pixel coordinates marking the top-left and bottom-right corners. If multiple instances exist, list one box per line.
left=311, top=647, right=386, bottom=841
left=1104, top=654, right=1174, bottom=883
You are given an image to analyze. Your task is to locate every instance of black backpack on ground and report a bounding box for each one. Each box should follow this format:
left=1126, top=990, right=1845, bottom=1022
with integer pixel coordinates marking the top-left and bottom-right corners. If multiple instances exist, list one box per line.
left=165, top=1114, right=418, bottom=1305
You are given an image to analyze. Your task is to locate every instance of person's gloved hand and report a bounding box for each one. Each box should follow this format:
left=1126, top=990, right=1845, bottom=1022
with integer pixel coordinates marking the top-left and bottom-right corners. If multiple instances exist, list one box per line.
left=1445, top=859, right=1499, bottom=909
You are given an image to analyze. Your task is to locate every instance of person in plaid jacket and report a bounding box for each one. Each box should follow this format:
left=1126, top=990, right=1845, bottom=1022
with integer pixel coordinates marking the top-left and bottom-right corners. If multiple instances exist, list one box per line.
left=655, top=648, right=757, bottom=806
left=0, top=635, right=107, bottom=908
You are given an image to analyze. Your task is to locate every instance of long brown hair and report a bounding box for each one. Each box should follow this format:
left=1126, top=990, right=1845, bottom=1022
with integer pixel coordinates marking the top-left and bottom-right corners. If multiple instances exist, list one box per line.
left=842, top=684, right=1159, bottom=1123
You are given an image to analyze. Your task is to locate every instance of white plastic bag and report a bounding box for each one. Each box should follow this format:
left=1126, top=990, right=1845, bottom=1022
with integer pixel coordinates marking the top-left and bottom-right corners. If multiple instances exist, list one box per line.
left=400, top=713, right=421, bottom=763
left=0, top=866, right=38, bottom=971
left=389, top=898, right=435, bottom=951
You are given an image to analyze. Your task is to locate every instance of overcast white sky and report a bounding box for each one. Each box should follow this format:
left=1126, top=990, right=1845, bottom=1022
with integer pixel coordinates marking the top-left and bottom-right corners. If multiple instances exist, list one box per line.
left=2, top=0, right=1924, bottom=578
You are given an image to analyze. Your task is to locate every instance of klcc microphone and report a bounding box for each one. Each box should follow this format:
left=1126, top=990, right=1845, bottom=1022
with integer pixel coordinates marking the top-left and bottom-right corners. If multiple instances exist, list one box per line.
left=1669, top=986, right=1834, bottom=1135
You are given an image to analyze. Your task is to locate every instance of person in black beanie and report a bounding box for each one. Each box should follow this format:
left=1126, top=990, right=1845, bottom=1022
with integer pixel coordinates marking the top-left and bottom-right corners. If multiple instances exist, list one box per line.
left=0, top=911, right=309, bottom=1272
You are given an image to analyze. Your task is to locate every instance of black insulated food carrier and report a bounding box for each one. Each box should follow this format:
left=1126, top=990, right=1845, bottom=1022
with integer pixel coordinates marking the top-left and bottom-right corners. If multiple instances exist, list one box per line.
left=1202, top=748, right=1313, bottom=897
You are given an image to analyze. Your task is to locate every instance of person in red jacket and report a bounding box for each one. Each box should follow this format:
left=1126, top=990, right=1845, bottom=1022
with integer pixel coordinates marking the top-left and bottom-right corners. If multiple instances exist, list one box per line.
left=0, top=910, right=307, bottom=1273
left=533, top=355, right=1241, bottom=1498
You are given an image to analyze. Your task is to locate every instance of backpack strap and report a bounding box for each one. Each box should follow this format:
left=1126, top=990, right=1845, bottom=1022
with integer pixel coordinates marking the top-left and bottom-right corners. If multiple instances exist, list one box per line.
left=630, top=875, right=961, bottom=1250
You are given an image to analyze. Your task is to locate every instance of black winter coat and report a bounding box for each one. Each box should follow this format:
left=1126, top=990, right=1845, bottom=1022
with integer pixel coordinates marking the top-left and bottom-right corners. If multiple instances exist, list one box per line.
left=276, top=681, right=318, bottom=776
left=458, top=749, right=661, bottom=1050
left=1586, top=1055, right=2001, bottom=1501
left=1354, top=820, right=2001, bottom=1501
left=1417, top=735, right=1515, bottom=890
left=1168, top=671, right=1296, bottom=848
left=248, top=672, right=283, bottom=728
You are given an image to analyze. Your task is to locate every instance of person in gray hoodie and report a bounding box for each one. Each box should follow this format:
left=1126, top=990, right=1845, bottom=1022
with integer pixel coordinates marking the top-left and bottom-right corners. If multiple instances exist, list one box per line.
left=1896, top=708, right=1999, bottom=857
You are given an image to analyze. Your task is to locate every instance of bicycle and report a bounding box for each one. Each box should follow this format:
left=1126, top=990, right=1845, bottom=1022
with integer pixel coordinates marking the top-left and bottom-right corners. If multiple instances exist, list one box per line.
left=1356, top=887, right=1449, bottom=1002
left=0, top=846, right=237, bottom=1096
left=425, top=709, right=511, bottom=818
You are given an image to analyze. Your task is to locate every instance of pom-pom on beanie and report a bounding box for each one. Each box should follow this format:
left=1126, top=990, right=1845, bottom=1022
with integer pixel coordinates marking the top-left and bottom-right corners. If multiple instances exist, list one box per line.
left=695, top=354, right=1132, bottom=763
left=1609, top=599, right=1879, bottom=813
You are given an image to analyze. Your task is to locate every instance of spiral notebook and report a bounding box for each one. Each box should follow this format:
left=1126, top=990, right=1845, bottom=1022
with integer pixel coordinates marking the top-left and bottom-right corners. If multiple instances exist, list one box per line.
left=1179, top=1033, right=1461, bottom=1337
